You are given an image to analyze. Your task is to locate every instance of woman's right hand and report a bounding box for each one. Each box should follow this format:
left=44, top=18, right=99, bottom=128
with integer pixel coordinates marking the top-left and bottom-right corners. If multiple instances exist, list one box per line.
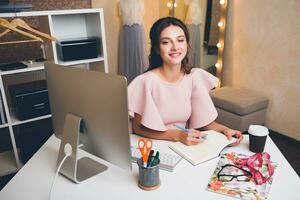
left=173, top=129, right=206, bottom=146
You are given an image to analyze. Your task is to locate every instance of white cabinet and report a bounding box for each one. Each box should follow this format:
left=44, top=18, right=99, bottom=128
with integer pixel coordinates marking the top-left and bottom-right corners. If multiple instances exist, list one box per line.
left=0, top=8, right=108, bottom=176
left=0, top=62, right=49, bottom=176
left=45, top=9, right=108, bottom=70
left=0, top=8, right=108, bottom=71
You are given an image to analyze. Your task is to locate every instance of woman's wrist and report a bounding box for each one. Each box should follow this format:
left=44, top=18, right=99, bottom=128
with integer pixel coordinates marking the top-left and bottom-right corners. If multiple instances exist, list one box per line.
left=172, top=129, right=182, bottom=142
left=222, top=127, right=230, bottom=135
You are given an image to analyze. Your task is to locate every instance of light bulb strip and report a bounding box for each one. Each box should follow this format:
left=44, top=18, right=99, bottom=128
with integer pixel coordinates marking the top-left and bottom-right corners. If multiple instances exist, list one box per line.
left=215, top=0, right=228, bottom=87
left=220, top=0, right=226, bottom=5
left=218, top=21, right=224, bottom=27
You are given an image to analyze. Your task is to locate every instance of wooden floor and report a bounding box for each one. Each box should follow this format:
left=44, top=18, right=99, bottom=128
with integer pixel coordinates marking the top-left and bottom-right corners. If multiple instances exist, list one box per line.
left=0, top=130, right=299, bottom=190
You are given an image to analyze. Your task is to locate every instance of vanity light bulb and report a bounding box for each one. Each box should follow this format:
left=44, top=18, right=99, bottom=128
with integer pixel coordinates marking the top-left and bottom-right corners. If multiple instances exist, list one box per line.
left=215, top=63, right=221, bottom=68
left=167, top=2, right=172, bottom=7
left=220, top=0, right=226, bottom=5
left=217, top=42, right=222, bottom=48
left=174, top=2, right=178, bottom=7
left=216, top=78, right=221, bottom=88
left=218, top=21, right=224, bottom=27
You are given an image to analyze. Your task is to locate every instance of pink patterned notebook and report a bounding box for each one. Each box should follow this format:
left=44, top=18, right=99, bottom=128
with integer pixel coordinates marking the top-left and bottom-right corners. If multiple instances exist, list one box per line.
left=207, top=152, right=277, bottom=200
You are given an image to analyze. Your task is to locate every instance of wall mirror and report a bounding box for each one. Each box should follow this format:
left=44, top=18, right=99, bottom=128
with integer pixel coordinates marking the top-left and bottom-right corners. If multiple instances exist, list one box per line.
left=158, top=0, right=227, bottom=80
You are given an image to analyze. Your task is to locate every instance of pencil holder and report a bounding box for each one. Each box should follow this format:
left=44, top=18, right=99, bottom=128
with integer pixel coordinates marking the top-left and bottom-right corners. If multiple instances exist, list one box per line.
left=137, top=158, right=160, bottom=191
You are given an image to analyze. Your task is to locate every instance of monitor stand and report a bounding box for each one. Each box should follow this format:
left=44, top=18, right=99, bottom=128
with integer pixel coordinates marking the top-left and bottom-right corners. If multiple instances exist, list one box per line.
left=56, top=113, right=108, bottom=183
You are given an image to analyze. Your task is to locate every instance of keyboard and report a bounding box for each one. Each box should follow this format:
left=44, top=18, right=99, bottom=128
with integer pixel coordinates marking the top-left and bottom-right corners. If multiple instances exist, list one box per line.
left=131, top=147, right=182, bottom=172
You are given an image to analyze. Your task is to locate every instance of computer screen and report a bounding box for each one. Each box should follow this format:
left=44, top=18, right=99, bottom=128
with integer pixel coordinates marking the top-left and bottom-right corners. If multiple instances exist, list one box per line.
left=45, top=62, right=132, bottom=183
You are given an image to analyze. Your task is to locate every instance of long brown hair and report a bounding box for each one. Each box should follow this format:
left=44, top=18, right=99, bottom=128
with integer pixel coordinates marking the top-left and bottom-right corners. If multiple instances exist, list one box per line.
left=146, top=17, right=192, bottom=74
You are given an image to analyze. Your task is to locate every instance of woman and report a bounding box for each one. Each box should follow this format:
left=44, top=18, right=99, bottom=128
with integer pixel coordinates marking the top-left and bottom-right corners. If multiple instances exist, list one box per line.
left=128, top=17, right=243, bottom=146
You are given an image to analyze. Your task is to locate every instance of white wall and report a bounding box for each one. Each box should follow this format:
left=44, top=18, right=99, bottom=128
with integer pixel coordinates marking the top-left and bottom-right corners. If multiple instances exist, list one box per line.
left=223, top=0, right=300, bottom=140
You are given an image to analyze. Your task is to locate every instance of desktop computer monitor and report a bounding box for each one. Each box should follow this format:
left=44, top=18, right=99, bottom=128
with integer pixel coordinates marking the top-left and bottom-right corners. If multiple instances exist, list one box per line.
left=45, top=62, right=132, bottom=183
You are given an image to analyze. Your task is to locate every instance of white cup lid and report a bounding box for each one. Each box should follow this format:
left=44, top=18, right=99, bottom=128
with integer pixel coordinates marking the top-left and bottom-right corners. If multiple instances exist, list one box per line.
left=248, top=125, right=269, bottom=136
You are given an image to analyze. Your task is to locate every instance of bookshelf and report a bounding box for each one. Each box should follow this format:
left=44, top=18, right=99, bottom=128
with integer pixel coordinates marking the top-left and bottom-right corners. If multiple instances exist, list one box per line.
left=0, top=62, right=46, bottom=175
left=0, top=8, right=108, bottom=71
left=0, top=8, right=108, bottom=176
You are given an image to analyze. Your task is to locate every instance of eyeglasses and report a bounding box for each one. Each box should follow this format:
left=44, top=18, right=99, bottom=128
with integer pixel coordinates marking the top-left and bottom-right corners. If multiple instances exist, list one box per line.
left=217, top=164, right=252, bottom=182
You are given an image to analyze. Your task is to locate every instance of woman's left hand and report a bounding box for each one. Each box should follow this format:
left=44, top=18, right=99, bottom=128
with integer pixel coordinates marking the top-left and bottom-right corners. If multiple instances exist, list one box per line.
left=223, top=128, right=243, bottom=146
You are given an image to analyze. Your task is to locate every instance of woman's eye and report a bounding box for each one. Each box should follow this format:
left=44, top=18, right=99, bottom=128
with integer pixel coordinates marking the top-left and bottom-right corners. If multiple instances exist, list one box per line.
left=161, top=41, right=169, bottom=45
left=178, top=39, right=185, bottom=42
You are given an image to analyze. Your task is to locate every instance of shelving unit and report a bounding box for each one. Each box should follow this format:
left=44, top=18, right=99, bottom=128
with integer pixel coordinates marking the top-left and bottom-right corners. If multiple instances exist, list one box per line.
left=0, top=8, right=108, bottom=72
left=0, top=151, right=18, bottom=177
left=10, top=111, right=52, bottom=126
left=0, top=62, right=46, bottom=175
left=0, top=8, right=108, bottom=176
left=49, top=10, right=107, bottom=68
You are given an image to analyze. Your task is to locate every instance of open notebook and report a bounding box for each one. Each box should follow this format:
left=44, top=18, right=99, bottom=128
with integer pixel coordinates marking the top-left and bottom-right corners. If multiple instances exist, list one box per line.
left=169, top=130, right=235, bottom=165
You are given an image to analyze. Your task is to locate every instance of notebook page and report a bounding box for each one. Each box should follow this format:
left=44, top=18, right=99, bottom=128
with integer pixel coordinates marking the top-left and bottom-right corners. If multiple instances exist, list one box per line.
left=169, top=130, right=233, bottom=165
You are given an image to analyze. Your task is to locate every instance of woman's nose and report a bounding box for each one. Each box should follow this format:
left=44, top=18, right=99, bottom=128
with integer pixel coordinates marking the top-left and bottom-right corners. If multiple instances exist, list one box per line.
left=171, top=42, right=179, bottom=50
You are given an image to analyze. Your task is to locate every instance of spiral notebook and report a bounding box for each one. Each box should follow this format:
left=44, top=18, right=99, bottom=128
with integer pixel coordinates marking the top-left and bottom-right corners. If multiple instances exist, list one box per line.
left=168, top=130, right=235, bottom=165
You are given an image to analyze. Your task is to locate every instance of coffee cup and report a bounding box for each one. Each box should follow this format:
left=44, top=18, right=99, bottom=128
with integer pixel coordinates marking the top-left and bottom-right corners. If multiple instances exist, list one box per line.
left=248, top=125, right=269, bottom=153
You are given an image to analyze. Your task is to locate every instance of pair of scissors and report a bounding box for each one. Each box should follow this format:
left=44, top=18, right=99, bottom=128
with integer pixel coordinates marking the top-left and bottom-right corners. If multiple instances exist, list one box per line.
left=138, top=138, right=153, bottom=167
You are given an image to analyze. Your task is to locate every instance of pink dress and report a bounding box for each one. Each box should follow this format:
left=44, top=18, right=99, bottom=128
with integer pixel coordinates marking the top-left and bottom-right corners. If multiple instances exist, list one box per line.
left=128, top=68, right=218, bottom=131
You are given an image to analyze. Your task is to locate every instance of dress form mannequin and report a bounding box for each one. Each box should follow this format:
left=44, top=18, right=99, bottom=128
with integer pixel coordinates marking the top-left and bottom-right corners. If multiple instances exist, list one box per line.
left=184, top=0, right=202, bottom=25
left=118, top=0, right=148, bottom=83
left=119, top=0, right=144, bottom=26
left=184, top=0, right=202, bottom=68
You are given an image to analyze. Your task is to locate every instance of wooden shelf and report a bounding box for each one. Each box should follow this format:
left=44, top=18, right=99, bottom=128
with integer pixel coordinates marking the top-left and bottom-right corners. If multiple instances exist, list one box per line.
left=0, top=150, right=18, bottom=177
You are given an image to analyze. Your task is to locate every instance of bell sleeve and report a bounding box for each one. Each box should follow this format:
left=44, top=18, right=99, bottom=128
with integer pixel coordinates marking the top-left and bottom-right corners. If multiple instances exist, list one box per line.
left=128, top=75, right=167, bottom=131
left=189, top=68, right=218, bottom=129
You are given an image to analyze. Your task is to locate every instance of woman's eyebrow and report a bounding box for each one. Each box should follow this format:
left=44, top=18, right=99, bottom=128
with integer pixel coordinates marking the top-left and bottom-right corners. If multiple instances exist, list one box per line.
left=177, top=35, right=185, bottom=39
left=160, top=37, right=171, bottom=41
left=160, top=35, right=185, bottom=41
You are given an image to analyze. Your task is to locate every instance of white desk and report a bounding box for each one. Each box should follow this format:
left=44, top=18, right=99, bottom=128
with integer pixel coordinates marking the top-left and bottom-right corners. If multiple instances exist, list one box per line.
left=0, top=135, right=299, bottom=200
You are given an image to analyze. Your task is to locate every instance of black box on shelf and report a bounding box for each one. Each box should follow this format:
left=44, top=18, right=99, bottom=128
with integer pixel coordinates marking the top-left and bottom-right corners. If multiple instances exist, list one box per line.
left=56, top=37, right=100, bottom=62
left=8, top=80, right=50, bottom=120
left=0, top=62, right=27, bottom=71
left=17, top=118, right=53, bottom=164
left=0, top=2, right=32, bottom=13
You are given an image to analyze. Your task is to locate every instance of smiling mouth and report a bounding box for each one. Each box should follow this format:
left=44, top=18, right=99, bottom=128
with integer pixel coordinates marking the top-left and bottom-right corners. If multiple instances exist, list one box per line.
left=169, top=52, right=181, bottom=57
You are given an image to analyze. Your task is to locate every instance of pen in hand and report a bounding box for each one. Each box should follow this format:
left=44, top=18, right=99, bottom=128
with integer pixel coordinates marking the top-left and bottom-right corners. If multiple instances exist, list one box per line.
left=173, top=124, right=207, bottom=140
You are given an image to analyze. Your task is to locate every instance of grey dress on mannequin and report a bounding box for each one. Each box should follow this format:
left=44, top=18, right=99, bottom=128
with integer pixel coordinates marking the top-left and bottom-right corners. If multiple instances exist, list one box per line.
left=185, top=0, right=202, bottom=68
left=118, top=0, right=148, bottom=84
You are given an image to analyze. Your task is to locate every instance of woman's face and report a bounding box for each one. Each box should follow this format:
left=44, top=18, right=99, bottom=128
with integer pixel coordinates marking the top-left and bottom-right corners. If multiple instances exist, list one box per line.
left=159, top=25, right=188, bottom=67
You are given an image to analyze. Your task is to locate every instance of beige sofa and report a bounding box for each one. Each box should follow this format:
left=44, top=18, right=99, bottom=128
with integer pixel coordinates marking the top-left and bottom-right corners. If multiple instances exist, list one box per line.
left=210, top=87, right=269, bottom=133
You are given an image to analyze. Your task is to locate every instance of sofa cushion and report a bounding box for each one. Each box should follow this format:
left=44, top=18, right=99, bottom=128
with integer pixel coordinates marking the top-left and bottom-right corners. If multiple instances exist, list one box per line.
left=210, top=87, right=269, bottom=116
